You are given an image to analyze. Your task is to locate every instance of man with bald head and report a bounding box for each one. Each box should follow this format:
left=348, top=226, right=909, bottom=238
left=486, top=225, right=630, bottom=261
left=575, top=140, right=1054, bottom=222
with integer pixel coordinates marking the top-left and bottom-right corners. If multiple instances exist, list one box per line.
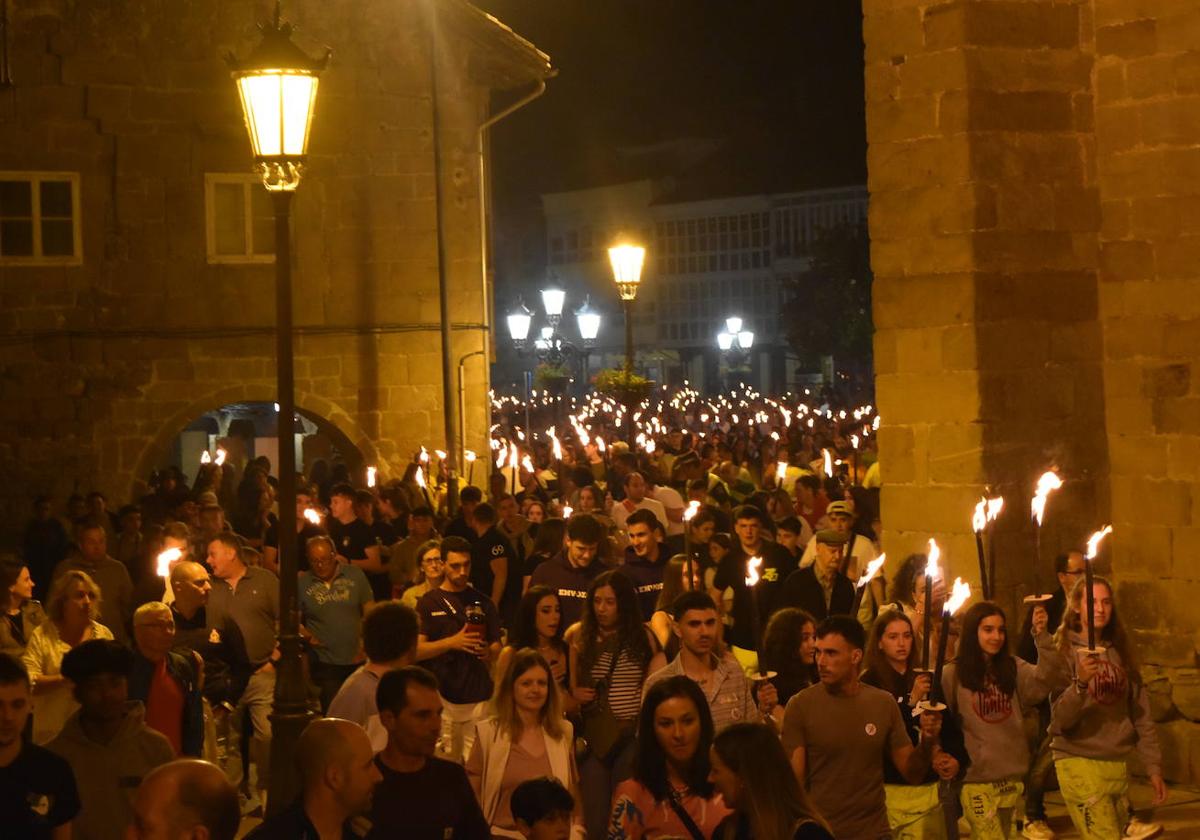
left=168, top=562, right=250, bottom=758
left=248, top=718, right=381, bottom=839
left=127, top=758, right=239, bottom=840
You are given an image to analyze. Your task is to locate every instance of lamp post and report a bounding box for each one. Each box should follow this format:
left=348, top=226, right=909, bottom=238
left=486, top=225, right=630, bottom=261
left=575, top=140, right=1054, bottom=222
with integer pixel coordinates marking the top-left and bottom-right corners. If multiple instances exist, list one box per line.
left=608, top=238, right=646, bottom=444
left=228, top=3, right=327, bottom=815
left=717, top=315, right=755, bottom=391
left=506, top=290, right=601, bottom=373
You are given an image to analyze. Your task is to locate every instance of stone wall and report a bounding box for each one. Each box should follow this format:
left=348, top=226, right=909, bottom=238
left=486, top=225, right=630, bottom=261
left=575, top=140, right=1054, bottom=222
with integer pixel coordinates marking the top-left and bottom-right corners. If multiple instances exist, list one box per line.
left=864, top=0, right=1200, bottom=781
left=0, top=0, right=548, bottom=531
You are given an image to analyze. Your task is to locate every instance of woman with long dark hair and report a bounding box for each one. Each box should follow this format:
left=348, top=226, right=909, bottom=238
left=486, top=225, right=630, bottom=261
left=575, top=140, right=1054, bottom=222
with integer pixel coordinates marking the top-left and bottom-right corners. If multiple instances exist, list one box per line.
left=567, top=570, right=666, bottom=840
left=607, top=676, right=730, bottom=839
left=708, top=723, right=833, bottom=840
left=499, top=585, right=575, bottom=716
left=863, top=608, right=968, bottom=839
left=649, top=555, right=707, bottom=655
left=0, top=559, right=46, bottom=660
left=1049, top=575, right=1166, bottom=838
left=759, top=607, right=817, bottom=722
left=943, top=601, right=1061, bottom=839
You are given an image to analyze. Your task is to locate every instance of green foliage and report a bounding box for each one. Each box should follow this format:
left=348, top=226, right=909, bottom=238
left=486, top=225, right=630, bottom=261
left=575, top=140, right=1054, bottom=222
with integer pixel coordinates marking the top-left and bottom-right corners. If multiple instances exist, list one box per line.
left=594, top=367, right=652, bottom=398
left=534, top=363, right=572, bottom=391
left=781, top=221, right=873, bottom=368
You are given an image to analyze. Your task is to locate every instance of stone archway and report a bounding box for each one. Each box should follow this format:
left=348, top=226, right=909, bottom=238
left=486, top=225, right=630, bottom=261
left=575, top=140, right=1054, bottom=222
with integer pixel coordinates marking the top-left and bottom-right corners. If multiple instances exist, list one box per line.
left=122, top=385, right=383, bottom=501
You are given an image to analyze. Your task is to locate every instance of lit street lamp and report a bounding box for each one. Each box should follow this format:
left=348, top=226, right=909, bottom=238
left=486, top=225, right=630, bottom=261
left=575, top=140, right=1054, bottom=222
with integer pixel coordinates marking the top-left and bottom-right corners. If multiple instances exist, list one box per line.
left=717, top=315, right=755, bottom=389
left=228, top=3, right=327, bottom=814
left=506, top=289, right=601, bottom=373
left=609, top=238, right=646, bottom=444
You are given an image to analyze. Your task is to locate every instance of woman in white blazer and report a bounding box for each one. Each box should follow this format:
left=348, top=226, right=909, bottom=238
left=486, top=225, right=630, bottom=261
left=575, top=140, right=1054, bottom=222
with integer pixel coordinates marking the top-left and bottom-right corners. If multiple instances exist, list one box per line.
left=467, top=648, right=585, bottom=839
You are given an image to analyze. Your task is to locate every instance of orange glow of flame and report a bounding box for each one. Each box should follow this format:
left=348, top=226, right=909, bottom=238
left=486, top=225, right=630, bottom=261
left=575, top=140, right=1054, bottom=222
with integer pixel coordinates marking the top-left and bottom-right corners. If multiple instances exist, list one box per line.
left=851, top=435, right=859, bottom=450
left=366, top=466, right=377, bottom=488
left=521, top=454, right=534, bottom=473
left=303, top=508, right=322, bottom=526
left=214, top=448, right=227, bottom=466
left=434, top=450, right=447, bottom=460
left=419, top=446, right=429, bottom=464
left=683, top=500, right=701, bottom=522
left=986, top=497, right=1004, bottom=521
left=855, top=553, right=886, bottom=590
left=464, top=450, right=477, bottom=463
left=745, top=555, right=763, bottom=588
left=156, top=547, right=182, bottom=578
left=775, top=460, right=787, bottom=482
left=200, top=451, right=211, bottom=465
left=973, top=499, right=987, bottom=533
left=823, top=449, right=833, bottom=478
left=562, top=505, right=573, bottom=519
left=925, top=539, right=941, bottom=581
left=415, top=467, right=427, bottom=488
left=1031, top=470, right=1063, bottom=525
left=944, top=577, right=972, bottom=616
left=1086, top=525, right=1113, bottom=560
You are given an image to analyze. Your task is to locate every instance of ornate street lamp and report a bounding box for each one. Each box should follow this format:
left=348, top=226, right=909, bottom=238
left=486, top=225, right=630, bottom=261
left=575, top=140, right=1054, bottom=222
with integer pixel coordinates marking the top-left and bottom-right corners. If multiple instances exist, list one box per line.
left=575, top=296, right=602, bottom=344
left=228, top=2, right=327, bottom=814
left=506, top=301, right=533, bottom=343
left=608, top=237, right=646, bottom=443
left=540, top=287, right=566, bottom=329
left=717, top=315, right=755, bottom=390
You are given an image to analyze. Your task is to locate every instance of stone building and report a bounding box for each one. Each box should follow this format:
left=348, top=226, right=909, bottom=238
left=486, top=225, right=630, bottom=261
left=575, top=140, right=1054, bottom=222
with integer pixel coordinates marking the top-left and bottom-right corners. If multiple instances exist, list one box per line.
left=865, top=0, right=1200, bottom=781
left=0, top=0, right=551, bottom=531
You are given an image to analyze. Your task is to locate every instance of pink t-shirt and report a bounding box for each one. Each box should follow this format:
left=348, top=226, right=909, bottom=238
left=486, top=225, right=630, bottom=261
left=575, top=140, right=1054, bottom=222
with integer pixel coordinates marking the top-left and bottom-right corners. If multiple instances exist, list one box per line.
left=608, top=778, right=731, bottom=839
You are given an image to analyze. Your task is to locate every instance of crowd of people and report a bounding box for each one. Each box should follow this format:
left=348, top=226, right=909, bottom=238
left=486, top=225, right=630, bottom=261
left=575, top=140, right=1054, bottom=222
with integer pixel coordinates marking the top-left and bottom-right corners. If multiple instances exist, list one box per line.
left=1, top=404, right=1170, bottom=839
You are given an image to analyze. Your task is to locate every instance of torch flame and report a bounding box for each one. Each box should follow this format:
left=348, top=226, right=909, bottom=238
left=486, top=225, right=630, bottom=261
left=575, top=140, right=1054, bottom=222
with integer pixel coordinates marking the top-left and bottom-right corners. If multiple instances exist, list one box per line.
left=366, top=466, right=377, bottom=488
left=745, top=555, right=763, bottom=588
left=597, top=437, right=607, bottom=453
left=1086, top=525, right=1113, bottom=560
left=551, top=435, right=563, bottom=461
left=925, top=539, right=941, bottom=582
left=1031, top=470, right=1063, bottom=525
left=419, top=446, right=429, bottom=464
left=851, top=435, right=860, bottom=450
left=944, top=577, right=972, bottom=616
left=562, top=505, right=573, bottom=519
left=496, top=448, right=507, bottom=469
left=973, top=499, right=987, bottom=533
left=303, top=508, right=322, bottom=525
left=415, top=466, right=427, bottom=489
left=873, top=415, right=881, bottom=430
left=683, top=500, right=701, bottom=522
left=521, top=454, right=535, bottom=474
left=464, top=450, right=477, bottom=463
left=214, top=448, right=227, bottom=466
left=509, top=442, right=519, bottom=467
left=823, top=449, right=833, bottom=478
left=156, top=547, right=182, bottom=578
left=434, top=450, right=447, bottom=460
left=200, top=451, right=211, bottom=465
left=490, top=438, right=502, bottom=451
left=855, top=553, right=886, bottom=590
left=986, top=496, right=1004, bottom=521
left=775, top=460, right=788, bottom=482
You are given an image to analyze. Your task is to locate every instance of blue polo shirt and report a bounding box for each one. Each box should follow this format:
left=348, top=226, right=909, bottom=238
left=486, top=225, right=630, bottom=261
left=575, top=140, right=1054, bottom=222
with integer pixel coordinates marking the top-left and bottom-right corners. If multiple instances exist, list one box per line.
left=298, top=564, right=373, bottom=665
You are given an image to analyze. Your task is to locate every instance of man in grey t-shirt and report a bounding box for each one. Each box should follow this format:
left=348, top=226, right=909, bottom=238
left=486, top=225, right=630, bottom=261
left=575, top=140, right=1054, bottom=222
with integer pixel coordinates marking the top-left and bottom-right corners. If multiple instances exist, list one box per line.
left=782, top=616, right=938, bottom=839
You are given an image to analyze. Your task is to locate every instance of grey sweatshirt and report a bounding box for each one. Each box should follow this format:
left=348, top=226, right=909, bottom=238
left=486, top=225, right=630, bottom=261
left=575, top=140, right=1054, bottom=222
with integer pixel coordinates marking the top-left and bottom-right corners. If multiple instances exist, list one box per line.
left=942, top=631, right=1065, bottom=783
left=1048, top=631, right=1162, bottom=777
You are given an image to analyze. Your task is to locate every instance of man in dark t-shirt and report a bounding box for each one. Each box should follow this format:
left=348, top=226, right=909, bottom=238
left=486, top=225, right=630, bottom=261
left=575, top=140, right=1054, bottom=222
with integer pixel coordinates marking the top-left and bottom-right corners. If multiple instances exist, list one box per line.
left=328, top=483, right=389, bottom=600
left=368, top=667, right=488, bottom=840
left=467, top=503, right=519, bottom=624
left=414, top=537, right=501, bottom=762
left=712, top=505, right=797, bottom=660
left=0, top=654, right=80, bottom=839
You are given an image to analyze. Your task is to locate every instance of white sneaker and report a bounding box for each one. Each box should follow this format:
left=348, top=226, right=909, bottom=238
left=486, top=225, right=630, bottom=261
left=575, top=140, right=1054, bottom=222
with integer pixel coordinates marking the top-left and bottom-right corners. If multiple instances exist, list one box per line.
left=1022, top=821, right=1056, bottom=840
left=1124, top=816, right=1164, bottom=840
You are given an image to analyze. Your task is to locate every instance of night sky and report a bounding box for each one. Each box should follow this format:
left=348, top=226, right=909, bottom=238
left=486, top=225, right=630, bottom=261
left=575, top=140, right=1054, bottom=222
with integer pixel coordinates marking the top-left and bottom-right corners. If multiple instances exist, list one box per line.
left=475, top=0, right=868, bottom=217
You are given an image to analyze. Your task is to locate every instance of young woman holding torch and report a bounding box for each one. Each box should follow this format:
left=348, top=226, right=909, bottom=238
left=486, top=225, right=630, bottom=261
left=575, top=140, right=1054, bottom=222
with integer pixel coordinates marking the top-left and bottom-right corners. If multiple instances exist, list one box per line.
left=942, top=601, right=1065, bottom=839
left=863, top=608, right=969, bottom=839
left=1048, top=573, right=1166, bottom=840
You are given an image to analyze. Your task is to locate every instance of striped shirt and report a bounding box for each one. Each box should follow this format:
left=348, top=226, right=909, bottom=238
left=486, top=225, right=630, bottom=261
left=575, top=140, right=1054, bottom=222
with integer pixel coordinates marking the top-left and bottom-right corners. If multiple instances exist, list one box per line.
left=643, top=653, right=762, bottom=732
left=590, top=647, right=648, bottom=721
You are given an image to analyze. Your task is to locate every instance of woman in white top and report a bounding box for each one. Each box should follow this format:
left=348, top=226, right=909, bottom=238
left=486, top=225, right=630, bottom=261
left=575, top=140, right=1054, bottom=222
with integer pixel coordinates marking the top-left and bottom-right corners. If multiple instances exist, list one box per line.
left=466, top=648, right=584, bottom=839
left=23, top=569, right=113, bottom=743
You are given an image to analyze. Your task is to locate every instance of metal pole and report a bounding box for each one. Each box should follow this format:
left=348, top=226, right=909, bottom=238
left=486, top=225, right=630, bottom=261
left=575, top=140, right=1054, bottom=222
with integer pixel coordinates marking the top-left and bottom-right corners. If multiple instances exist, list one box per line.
left=266, top=189, right=310, bottom=815
left=427, top=3, right=459, bottom=518
left=623, top=298, right=635, bottom=445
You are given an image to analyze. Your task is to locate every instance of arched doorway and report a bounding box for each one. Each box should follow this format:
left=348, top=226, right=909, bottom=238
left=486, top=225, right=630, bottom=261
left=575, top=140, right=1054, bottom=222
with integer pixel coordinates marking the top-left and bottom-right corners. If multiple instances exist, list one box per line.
left=167, top=401, right=366, bottom=488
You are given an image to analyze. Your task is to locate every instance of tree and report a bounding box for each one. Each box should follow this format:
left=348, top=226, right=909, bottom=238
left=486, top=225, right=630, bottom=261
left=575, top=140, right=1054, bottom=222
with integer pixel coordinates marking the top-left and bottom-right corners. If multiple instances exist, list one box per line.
left=780, top=221, right=873, bottom=370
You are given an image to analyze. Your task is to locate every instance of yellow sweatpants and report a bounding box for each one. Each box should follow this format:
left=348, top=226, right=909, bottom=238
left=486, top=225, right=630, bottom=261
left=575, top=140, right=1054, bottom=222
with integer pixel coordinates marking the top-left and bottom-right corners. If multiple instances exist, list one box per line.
left=960, top=778, right=1024, bottom=840
left=1055, top=756, right=1130, bottom=840
left=885, top=783, right=945, bottom=840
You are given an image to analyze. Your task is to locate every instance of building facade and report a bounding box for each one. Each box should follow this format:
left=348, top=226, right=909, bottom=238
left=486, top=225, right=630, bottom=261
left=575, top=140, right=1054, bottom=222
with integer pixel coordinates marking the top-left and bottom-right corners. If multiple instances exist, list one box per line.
left=0, top=0, right=550, bottom=532
left=494, top=178, right=867, bottom=395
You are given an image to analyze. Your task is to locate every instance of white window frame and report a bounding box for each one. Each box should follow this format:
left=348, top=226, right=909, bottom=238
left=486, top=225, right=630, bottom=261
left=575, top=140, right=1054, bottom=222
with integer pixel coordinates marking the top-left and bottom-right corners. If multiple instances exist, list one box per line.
left=204, top=173, right=275, bottom=265
left=0, top=171, right=83, bottom=265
